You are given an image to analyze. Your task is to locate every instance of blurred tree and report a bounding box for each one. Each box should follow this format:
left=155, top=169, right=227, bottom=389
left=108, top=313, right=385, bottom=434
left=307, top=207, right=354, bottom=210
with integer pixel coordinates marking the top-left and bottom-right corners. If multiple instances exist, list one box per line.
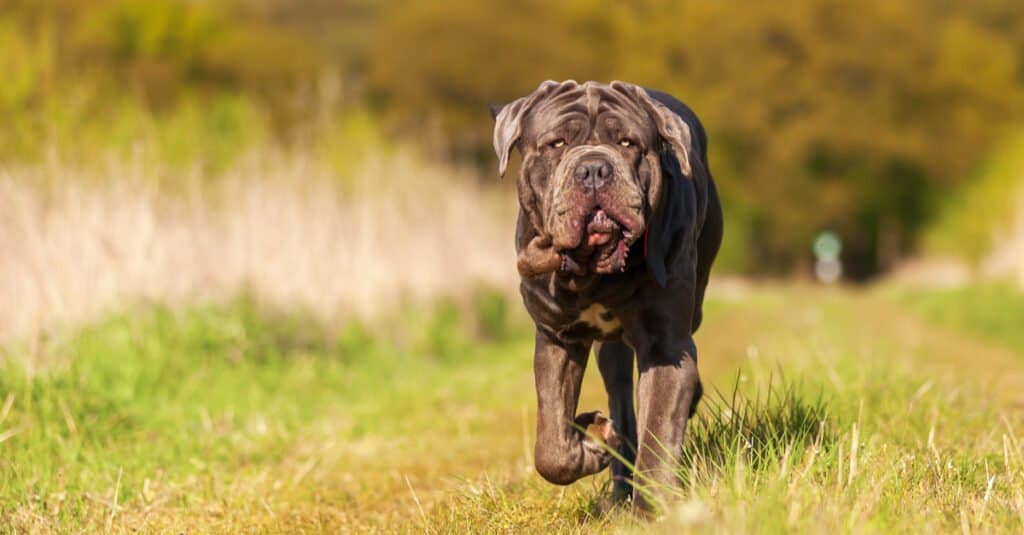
left=368, top=0, right=625, bottom=157
left=370, top=0, right=1024, bottom=277
left=2, top=0, right=1023, bottom=276
left=1, top=0, right=325, bottom=126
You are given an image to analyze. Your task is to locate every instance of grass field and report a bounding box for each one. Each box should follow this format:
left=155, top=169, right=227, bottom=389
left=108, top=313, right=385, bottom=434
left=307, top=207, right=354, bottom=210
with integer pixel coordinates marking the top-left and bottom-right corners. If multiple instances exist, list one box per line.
left=1, top=284, right=1022, bottom=533
left=894, top=283, right=1024, bottom=355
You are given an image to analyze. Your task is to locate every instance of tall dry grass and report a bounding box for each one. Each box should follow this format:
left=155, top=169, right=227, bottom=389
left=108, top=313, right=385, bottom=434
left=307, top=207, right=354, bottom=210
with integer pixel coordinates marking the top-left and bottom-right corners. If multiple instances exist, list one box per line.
left=0, top=148, right=518, bottom=342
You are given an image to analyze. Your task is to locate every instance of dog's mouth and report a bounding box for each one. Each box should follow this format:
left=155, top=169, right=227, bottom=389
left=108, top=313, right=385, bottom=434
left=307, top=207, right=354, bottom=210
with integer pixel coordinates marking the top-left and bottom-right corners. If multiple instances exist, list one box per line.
left=586, top=209, right=619, bottom=246
left=558, top=208, right=636, bottom=276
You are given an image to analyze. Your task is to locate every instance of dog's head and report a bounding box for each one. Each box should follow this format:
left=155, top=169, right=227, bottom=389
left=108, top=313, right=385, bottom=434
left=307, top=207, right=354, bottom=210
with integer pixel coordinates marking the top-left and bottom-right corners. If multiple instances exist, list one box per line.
left=493, top=80, right=693, bottom=279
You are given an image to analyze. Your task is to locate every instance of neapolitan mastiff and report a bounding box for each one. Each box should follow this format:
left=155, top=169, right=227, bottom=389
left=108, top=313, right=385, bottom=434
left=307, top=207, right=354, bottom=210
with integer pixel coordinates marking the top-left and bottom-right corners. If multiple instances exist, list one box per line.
left=491, top=80, right=723, bottom=511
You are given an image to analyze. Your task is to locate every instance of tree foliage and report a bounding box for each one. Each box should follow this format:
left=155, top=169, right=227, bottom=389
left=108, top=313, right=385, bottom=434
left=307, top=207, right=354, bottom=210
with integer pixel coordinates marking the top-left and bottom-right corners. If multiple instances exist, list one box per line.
left=370, top=0, right=1024, bottom=275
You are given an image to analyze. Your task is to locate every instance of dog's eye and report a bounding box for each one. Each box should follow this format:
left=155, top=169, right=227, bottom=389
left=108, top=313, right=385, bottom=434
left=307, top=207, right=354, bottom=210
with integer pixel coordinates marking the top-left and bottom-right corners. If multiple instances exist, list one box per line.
left=619, top=139, right=633, bottom=147
left=549, top=139, right=566, bottom=149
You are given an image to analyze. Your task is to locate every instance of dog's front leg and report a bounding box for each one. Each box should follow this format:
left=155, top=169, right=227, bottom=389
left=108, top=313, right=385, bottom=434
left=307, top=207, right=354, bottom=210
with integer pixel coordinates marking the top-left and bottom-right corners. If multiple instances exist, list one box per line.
left=596, top=340, right=638, bottom=500
left=532, top=329, right=618, bottom=485
left=632, top=336, right=701, bottom=512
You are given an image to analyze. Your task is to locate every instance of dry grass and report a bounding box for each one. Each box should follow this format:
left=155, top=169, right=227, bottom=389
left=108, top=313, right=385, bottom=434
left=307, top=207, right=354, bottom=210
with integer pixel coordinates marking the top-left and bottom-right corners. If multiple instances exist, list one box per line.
left=0, top=148, right=517, bottom=342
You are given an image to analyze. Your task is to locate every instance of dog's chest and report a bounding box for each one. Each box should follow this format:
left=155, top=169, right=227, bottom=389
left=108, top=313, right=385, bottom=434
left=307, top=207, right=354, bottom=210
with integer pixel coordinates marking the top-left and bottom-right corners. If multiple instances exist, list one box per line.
left=572, top=304, right=622, bottom=337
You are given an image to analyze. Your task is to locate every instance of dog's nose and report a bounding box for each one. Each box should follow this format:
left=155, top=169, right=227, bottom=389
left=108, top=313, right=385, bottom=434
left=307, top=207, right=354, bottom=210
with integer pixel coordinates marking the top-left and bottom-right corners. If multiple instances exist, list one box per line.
left=573, top=158, right=613, bottom=188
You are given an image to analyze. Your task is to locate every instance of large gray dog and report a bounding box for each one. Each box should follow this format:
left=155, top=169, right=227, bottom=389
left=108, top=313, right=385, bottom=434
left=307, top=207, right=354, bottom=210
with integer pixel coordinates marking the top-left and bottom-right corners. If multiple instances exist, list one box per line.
left=491, top=80, right=723, bottom=510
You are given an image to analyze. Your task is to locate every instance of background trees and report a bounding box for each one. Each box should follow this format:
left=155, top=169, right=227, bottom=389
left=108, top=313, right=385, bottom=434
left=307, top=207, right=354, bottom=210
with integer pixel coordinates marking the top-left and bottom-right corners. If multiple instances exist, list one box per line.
left=3, top=0, right=1023, bottom=277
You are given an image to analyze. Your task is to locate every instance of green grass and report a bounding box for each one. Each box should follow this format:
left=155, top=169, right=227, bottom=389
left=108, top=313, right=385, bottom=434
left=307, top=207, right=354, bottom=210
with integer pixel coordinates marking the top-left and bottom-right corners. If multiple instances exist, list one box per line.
left=894, top=283, right=1024, bottom=354
left=0, top=292, right=538, bottom=531
left=924, top=130, right=1024, bottom=263
left=1, top=286, right=1023, bottom=533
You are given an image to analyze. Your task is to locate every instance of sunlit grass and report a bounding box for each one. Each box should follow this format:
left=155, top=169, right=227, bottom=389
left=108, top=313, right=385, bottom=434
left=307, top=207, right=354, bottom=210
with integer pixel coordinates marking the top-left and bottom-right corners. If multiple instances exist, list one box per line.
left=634, top=367, right=1023, bottom=533
left=893, top=283, right=1024, bottom=354
left=0, top=293, right=536, bottom=532
left=332, top=287, right=1024, bottom=532
left=1, top=286, right=1023, bottom=532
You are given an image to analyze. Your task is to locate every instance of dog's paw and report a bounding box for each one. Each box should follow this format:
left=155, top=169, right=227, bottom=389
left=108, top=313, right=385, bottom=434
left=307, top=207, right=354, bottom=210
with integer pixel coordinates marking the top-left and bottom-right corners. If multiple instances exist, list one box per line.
left=575, top=411, right=622, bottom=453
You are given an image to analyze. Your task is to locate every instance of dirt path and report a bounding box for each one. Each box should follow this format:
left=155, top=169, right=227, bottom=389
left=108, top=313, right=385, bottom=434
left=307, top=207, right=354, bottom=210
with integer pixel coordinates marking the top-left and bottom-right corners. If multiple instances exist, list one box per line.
left=855, top=292, right=1024, bottom=406
left=327, top=286, right=1023, bottom=531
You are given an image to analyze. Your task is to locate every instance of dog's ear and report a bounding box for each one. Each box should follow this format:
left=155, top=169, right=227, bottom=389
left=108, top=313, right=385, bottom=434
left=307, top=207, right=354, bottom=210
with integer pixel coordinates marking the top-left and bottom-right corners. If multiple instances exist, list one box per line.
left=492, top=80, right=574, bottom=177
left=644, top=149, right=688, bottom=287
left=610, top=81, right=693, bottom=177
left=488, top=103, right=503, bottom=120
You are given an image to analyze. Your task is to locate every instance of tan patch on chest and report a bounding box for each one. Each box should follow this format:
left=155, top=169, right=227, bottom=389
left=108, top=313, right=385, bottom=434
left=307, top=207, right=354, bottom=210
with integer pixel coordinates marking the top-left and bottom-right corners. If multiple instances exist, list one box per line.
left=577, top=304, right=622, bottom=335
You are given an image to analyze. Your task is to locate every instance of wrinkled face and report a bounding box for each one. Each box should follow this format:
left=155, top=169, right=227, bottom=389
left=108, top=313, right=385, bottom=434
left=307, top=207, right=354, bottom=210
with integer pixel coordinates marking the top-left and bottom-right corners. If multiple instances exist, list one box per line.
left=516, top=83, right=662, bottom=274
